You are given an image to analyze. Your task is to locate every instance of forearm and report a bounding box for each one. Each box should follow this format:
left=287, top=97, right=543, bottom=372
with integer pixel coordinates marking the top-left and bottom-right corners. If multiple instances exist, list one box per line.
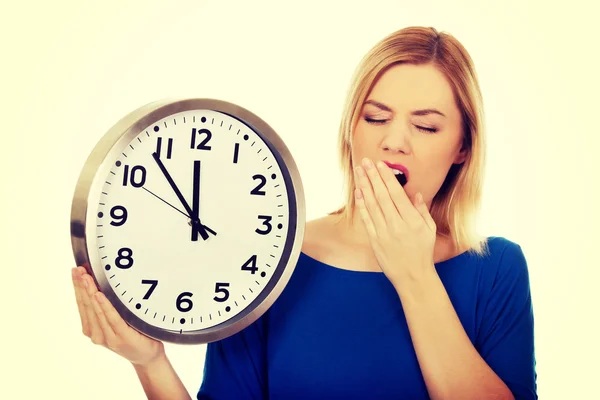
left=133, top=351, right=192, bottom=400
left=395, top=267, right=514, bottom=400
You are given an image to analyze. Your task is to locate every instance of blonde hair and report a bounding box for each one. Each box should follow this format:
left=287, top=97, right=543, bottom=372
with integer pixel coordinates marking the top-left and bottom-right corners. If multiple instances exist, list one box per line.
left=329, top=26, right=490, bottom=258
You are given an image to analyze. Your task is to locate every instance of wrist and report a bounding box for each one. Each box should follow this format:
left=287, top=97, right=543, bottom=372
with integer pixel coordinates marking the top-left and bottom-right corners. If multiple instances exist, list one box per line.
left=132, top=344, right=167, bottom=371
left=393, top=264, right=438, bottom=300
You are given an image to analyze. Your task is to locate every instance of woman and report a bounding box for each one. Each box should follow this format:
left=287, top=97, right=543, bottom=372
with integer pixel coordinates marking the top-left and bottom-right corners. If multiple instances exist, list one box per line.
left=71, top=26, right=537, bottom=399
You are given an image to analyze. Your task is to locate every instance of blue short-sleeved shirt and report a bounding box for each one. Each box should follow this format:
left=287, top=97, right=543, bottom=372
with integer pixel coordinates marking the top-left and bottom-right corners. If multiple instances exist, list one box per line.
left=197, top=236, right=537, bottom=399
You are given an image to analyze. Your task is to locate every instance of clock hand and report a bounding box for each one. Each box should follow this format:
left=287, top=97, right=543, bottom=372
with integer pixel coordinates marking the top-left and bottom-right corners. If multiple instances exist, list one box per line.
left=141, top=186, right=216, bottom=235
left=142, top=187, right=189, bottom=219
left=151, top=152, right=210, bottom=240
left=191, top=160, right=217, bottom=241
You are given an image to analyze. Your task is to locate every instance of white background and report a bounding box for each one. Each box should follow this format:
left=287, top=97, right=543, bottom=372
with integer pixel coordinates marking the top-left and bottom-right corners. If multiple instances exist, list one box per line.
left=3, top=0, right=599, bottom=398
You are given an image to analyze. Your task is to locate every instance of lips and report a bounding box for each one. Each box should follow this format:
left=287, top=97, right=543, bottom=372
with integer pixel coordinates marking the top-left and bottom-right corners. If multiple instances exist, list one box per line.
left=383, top=161, right=409, bottom=187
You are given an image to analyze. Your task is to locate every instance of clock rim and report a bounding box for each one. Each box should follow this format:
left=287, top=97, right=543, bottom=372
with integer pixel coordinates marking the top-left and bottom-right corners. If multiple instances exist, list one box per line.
left=70, top=97, right=306, bottom=344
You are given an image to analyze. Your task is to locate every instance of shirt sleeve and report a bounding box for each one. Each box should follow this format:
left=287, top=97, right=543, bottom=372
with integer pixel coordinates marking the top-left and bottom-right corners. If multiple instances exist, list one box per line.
left=196, top=311, right=269, bottom=400
left=475, top=241, right=538, bottom=399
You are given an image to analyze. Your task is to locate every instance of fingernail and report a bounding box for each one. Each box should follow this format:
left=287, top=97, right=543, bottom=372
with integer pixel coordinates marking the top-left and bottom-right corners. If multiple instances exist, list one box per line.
left=83, top=278, right=89, bottom=288
left=362, top=158, right=373, bottom=168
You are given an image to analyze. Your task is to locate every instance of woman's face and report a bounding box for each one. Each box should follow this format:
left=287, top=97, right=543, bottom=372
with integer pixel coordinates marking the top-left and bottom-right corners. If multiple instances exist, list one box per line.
left=351, top=62, right=468, bottom=206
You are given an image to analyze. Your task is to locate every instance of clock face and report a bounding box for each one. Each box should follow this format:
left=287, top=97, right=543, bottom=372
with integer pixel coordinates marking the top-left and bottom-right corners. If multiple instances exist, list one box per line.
left=87, top=106, right=299, bottom=341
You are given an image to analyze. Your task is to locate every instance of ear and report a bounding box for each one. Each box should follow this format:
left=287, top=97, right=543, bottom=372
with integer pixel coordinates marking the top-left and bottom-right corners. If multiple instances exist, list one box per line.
left=453, top=140, right=469, bottom=164
left=454, top=148, right=468, bottom=164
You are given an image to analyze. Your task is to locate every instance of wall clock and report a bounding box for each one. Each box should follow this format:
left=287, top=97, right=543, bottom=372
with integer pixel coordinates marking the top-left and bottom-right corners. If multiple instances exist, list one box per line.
left=70, top=98, right=305, bottom=344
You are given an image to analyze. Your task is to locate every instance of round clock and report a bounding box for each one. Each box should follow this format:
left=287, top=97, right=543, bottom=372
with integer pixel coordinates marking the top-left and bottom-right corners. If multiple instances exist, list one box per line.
left=70, top=98, right=306, bottom=344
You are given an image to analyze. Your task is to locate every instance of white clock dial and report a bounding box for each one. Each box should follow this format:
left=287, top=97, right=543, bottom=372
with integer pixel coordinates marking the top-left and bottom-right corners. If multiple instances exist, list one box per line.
left=95, top=109, right=292, bottom=334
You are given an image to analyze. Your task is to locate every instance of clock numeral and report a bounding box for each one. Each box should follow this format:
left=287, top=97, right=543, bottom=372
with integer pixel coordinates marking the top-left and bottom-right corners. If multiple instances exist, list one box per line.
left=191, top=128, right=212, bottom=150
left=250, top=174, right=267, bottom=196
left=256, top=215, right=272, bottom=235
left=142, top=279, right=158, bottom=299
left=115, top=247, right=134, bottom=269
left=156, top=137, right=173, bottom=159
left=241, top=255, right=259, bottom=274
left=122, top=165, right=146, bottom=187
left=214, top=282, right=230, bottom=302
left=176, top=292, right=193, bottom=312
left=233, top=142, right=240, bottom=164
left=109, top=205, right=128, bottom=226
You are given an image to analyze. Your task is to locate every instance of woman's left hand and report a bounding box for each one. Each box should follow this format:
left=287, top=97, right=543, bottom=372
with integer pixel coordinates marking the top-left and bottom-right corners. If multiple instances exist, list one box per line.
left=354, top=157, right=437, bottom=289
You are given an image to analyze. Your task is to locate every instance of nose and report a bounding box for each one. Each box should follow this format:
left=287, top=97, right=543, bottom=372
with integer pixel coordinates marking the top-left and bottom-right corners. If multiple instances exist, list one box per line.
left=381, top=127, right=411, bottom=154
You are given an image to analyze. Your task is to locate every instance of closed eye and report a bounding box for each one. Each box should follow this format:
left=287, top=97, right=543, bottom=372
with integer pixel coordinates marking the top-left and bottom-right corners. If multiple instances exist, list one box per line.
left=364, top=117, right=438, bottom=133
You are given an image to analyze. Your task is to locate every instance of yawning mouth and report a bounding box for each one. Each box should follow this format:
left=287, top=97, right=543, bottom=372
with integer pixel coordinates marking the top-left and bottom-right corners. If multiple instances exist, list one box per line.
left=394, top=171, right=408, bottom=187
left=383, top=161, right=409, bottom=187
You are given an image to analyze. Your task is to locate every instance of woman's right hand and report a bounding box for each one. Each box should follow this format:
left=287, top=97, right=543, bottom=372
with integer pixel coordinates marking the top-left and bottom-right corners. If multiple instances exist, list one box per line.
left=72, top=266, right=165, bottom=367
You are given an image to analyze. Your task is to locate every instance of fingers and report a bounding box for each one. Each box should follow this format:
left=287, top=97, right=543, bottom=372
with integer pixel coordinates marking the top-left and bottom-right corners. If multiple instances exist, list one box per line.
left=374, top=160, right=420, bottom=224
left=73, top=268, right=105, bottom=345
left=72, top=267, right=134, bottom=352
left=354, top=162, right=386, bottom=232
left=89, top=291, right=119, bottom=347
left=72, top=267, right=90, bottom=336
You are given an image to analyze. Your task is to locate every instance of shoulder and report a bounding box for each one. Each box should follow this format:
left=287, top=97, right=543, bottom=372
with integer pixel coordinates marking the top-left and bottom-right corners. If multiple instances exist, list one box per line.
left=481, top=236, right=531, bottom=290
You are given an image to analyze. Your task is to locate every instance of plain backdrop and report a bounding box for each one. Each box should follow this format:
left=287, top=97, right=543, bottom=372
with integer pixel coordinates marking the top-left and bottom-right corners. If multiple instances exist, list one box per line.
left=3, top=0, right=599, bottom=398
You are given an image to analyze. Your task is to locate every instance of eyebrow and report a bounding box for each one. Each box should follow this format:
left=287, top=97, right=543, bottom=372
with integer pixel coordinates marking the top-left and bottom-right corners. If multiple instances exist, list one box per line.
left=364, top=99, right=446, bottom=118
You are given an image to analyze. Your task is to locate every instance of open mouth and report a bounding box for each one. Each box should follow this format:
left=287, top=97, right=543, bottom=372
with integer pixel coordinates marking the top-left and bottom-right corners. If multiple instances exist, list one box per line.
left=392, top=169, right=408, bottom=187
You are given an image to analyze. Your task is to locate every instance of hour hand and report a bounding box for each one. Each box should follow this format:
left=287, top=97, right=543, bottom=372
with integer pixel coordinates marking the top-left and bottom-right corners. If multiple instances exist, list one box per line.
left=191, top=159, right=217, bottom=241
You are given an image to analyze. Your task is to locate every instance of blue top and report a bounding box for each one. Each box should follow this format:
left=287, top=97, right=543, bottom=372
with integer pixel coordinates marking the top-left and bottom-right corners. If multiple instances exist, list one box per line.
left=197, top=236, right=537, bottom=399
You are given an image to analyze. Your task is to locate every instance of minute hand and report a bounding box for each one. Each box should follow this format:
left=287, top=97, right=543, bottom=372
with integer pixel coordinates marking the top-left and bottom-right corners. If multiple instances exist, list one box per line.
left=151, top=152, right=210, bottom=240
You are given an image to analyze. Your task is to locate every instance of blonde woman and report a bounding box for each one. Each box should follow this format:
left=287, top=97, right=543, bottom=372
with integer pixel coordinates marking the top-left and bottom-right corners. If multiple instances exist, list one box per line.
left=72, top=26, right=537, bottom=400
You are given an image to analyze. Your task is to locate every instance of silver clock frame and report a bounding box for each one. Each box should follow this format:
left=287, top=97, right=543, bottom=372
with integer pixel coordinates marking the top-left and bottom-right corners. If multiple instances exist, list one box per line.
left=70, top=98, right=306, bottom=344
